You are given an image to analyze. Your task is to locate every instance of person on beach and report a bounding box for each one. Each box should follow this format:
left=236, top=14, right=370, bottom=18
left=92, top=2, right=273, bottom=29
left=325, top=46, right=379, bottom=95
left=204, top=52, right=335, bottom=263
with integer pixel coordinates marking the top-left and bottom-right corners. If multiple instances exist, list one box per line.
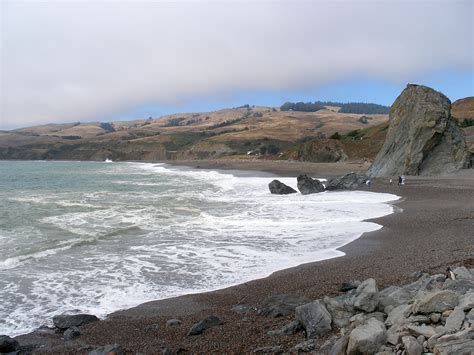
left=398, top=176, right=402, bottom=186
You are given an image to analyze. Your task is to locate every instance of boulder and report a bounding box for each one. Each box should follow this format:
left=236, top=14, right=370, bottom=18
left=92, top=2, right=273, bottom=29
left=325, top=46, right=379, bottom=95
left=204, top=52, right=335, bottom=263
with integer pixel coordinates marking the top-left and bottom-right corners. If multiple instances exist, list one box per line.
left=339, top=280, right=361, bottom=292
left=368, top=84, right=470, bottom=177
left=296, top=175, right=325, bottom=195
left=295, top=300, right=332, bottom=339
left=350, top=312, right=386, bottom=328
left=444, top=306, right=466, bottom=332
left=329, top=336, right=349, bottom=355
left=291, top=339, right=317, bottom=353
left=402, top=335, right=423, bottom=355
left=452, top=266, right=474, bottom=281
left=412, top=290, right=459, bottom=314
left=458, top=291, right=474, bottom=310
left=188, top=315, right=223, bottom=336
left=64, top=326, right=80, bottom=341
left=260, top=294, right=310, bottom=317
left=89, top=344, right=124, bottom=355
left=324, top=291, right=356, bottom=328
left=268, top=180, right=297, bottom=195
left=433, top=339, right=474, bottom=355
left=0, top=335, right=19, bottom=353
left=379, top=286, right=412, bottom=308
left=166, top=319, right=182, bottom=327
left=347, top=318, right=387, bottom=355
left=385, top=304, right=412, bottom=327
left=325, top=172, right=368, bottom=191
left=354, top=278, right=379, bottom=313
left=267, top=320, right=303, bottom=336
left=53, top=313, right=99, bottom=330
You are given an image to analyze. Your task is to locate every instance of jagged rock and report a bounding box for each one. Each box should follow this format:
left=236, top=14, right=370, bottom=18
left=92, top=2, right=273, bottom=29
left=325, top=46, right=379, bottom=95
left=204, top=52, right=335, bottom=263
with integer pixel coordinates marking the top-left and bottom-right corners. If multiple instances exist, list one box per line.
left=89, top=344, right=124, bottom=355
left=347, top=318, right=387, bottom=355
left=452, top=266, right=474, bottom=280
left=340, top=280, right=361, bottom=292
left=433, top=339, right=474, bottom=355
left=268, top=180, right=297, bottom=195
left=328, top=336, right=349, bottom=355
left=324, top=291, right=356, bottom=328
left=402, top=335, right=423, bottom=355
left=0, top=335, right=19, bottom=353
left=260, top=294, right=310, bottom=317
left=267, top=320, right=303, bottom=336
left=350, top=312, right=386, bottom=328
left=444, top=306, right=466, bottom=332
left=442, top=279, right=474, bottom=294
left=368, top=84, right=470, bottom=177
left=188, top=315, right=223, bottom=336
left=64, top=326, right=80, bottom=341
left=430, top=313, right=442, bottom=323
left=296, top=175, right=325, bottom=195
left=253, top=345, right=283, bottom=354
left=166, top=319, right=182, bottom=327
left=458, top=291, right=474, bottom=310
left=467, top=309, right=474, bottom=326
left=354, top=278, right=379, bottom=313
left=325, top=172, right=367, bottom=191
left=295, top=300, right=332, bottom=339
left=379, top=286, right=412, bottom=308
left=385, top=304, right=412, bottom=327
left=290, top=339, right=317, bottom=353
left=405, top=324, right=438, bottom=338
left=413, top=290, right=459, bottom=314
left=53, top=313, right=99, bottom=330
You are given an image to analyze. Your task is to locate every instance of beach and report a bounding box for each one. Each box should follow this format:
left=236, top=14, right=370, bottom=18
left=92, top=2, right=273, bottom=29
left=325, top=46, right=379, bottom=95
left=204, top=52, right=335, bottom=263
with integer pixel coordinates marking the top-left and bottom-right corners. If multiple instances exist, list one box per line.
left=15, top=160, right=474, bottom=354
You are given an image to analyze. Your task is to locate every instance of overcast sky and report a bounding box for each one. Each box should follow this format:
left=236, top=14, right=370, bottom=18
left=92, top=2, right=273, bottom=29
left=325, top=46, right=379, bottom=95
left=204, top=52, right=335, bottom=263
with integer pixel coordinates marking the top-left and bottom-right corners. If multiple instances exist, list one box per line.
left=1, top=0, right=473, bottom=129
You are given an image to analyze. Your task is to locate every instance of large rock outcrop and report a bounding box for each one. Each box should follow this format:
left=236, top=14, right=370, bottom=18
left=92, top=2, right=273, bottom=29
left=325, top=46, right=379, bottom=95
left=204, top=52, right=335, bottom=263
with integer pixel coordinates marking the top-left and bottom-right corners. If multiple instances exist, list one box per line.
left=368, top=84, right=471, bottom=177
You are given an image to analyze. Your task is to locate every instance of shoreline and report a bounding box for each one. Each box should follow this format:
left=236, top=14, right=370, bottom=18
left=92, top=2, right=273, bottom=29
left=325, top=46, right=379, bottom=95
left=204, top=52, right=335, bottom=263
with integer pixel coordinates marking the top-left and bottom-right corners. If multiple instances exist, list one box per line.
left=13, top=160, right=474, bottom=353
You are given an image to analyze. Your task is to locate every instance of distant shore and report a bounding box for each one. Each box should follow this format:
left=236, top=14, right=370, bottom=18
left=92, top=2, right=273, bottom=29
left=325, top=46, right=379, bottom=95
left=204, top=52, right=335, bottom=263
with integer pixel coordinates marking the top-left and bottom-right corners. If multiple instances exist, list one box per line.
left=16, top=160, right=474, bottom=353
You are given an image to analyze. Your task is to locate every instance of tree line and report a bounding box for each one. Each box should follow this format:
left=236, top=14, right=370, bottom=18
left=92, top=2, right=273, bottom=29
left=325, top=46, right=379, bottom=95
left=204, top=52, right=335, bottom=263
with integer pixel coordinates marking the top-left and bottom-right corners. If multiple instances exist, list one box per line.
left=280, top=101, right=390, bottom=114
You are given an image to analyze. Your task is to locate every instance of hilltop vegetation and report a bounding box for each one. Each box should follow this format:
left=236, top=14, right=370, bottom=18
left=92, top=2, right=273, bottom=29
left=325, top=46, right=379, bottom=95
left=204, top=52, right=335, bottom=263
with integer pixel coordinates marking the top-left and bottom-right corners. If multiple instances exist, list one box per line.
left=280, top=101, right=390, bottom=114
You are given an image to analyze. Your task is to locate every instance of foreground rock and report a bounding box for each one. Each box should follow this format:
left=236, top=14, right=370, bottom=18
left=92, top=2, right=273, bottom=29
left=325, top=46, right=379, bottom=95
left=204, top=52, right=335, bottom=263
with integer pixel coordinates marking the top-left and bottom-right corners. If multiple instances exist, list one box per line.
left=53, top=313, right=99, bottom=330
left=268, top=180, right=297, bottom=195
left=296, top=175, right=325, bottom=195
left=0, top=335, right=19, bottom=353
left=347, top=318, right=387, bottom=354
left=295, top=300, right=332, bottom=339
left=368, top=84, right=471, bottom=177
left=325, top=172, right=368, bottom=191
left=188, top=315, right=223, bottom=336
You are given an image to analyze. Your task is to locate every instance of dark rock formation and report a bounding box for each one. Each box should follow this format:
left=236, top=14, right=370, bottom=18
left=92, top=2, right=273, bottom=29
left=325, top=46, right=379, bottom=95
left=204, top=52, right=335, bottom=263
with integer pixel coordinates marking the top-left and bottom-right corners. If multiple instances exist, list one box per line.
left=296, top=175, right=325, bottom=195
left=268, top=180, right=297, bottom=195
left=325, top=172, right=367, bottom=191
left=188, top=315, right=223, bottom=336
left=63, top=326, right=80, bottom=341
left=53, top=313, right=99, bottom=330
left=0, top=335, right=19, bottom=353
left=260, top=294, right=311, bottom=317
left=368, top=84, right=471, bottom=177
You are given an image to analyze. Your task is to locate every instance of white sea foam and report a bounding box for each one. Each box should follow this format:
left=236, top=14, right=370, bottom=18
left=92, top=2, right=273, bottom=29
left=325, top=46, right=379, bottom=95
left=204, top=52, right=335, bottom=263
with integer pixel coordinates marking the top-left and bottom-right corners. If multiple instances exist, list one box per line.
left=0, top=161, right=399, bottom=336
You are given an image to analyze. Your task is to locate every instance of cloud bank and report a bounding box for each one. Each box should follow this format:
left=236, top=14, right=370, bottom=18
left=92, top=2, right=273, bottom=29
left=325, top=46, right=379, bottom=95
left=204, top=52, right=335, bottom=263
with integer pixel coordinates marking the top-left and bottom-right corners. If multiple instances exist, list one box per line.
left=1, top=0, right=472, bottom=128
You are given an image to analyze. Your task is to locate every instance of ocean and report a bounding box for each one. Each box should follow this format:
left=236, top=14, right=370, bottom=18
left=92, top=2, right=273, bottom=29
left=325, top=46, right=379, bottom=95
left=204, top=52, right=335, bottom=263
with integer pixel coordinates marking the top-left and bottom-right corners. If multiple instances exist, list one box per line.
left=0, top=161, right=398, bottom=336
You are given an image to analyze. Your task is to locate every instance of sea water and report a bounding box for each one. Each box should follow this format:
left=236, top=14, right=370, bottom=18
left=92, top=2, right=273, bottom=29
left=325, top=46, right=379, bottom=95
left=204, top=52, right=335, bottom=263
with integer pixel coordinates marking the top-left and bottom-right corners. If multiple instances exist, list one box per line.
left=0, top=161, right=399, bottom=336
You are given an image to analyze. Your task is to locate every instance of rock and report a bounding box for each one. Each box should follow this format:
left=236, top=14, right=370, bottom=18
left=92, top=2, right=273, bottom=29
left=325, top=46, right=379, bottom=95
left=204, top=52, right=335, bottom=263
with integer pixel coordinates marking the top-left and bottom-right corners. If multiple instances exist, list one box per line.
left=385, top=304, right=412, bottom=327
left=354, top=278, right=380, bottom=313
left=350, top=312, right=386, bottom=328
left=452, top=266, right=474, bottom=280
left=328, top=336, right=349, bottom=355
left=166, top=319, right=182, bottom=327
left=433, top=339, right=474, bottom=355
left=294, top=139, right=348, bottom=163
left=296, top=175, right=325, bottom=195
left=443, top=279, right=474, bottom=294
left=405, top=324, right=437, bottom=338
left=444, top=307, right=465, bottom=332
left=402, top=335, right=423, bottom=355
left=231, top=304, right=256, bottom=314
left=340, top=280, right=361, bottom=292
left=368, top=84, right=470, bottom=177
left=430, top=313, right=442, bottom=323
left=379, top=286, right=412, bottom=308
left=347, top=318, right=387, bottom=355
left=413, top=290, right=459, bottom=314
left=64, top=326, right=80, bottom=341
left=267, top=320, right=303, bottom=336
left=253, top=345, right=283, bottom=354
left=325, top=172, right=368, bottom=191
left=467, top=309, right=474, bottom=326
left=295, top=300, right=332, bottom=339
left=458, top=291, right=474, bottom=310
left=268, top=180, right=297, bottom=195
left=89, top=344, right=124, bottom=355
left=188, top=315, right=223, bottom=336
left=290, top=339, right=317, bottom=353
left=53, top=313, right=99, bottom=330
left=0, top=335, right=19, bottom=353
left=324, top=292, right=356, bottom=328
left=260, top=294, right=310, bottom=317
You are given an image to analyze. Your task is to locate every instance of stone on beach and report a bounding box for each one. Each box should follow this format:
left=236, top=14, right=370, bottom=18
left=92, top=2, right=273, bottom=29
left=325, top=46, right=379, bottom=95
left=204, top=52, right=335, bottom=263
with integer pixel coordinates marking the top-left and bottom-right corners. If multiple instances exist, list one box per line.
left=260, top=294, right=310, bottom=317
left=166, top=319, right=182, bottom=327
left=53, top=313, right=100, bottom=330
left=325, top=172, right=368, bottom=191
left=267, top=320, right=303, bottom=336
left=296, top=174, right=325, bottom=195
left=268, top=180, right=297, bottom=195
left=188, top=315, right=223, bottom=336
left=412, top=290, right=459, bottom=314
left=0, top=335, right=19, bottom=353
left=354, top=278, right=379, bottom=313
left=346, top=318, right=387, bottom=355
left=295, top=300, right=332, bottom=339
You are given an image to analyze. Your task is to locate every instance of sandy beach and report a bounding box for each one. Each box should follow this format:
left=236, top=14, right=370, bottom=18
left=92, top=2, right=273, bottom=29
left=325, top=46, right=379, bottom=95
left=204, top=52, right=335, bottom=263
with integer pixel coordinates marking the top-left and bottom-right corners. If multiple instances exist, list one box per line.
left=16, top=160, right=474, bottom=354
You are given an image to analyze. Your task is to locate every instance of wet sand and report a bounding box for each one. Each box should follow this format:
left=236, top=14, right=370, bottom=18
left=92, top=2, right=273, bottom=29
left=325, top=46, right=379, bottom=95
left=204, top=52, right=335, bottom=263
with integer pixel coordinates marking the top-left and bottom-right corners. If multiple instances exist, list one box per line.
left=17, top=160, right=474, bottom=354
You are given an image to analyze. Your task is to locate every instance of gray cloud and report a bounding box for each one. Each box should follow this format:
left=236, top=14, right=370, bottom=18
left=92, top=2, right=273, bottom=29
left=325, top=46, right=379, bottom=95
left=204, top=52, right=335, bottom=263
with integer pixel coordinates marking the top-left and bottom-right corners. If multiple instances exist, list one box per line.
left=1, top=0, right=472, bottom=128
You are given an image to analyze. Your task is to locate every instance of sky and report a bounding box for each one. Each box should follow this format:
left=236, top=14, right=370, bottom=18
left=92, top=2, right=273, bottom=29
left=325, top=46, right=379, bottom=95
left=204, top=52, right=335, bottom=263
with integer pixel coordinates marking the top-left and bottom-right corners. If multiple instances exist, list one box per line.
left=1, top=0, right=473, bottom=130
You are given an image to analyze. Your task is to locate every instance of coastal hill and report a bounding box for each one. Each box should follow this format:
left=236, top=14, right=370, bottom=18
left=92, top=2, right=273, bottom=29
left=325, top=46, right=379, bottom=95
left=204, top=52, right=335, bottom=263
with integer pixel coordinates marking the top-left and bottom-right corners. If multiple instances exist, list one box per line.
left=1, top=97, right=472, bottom=164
